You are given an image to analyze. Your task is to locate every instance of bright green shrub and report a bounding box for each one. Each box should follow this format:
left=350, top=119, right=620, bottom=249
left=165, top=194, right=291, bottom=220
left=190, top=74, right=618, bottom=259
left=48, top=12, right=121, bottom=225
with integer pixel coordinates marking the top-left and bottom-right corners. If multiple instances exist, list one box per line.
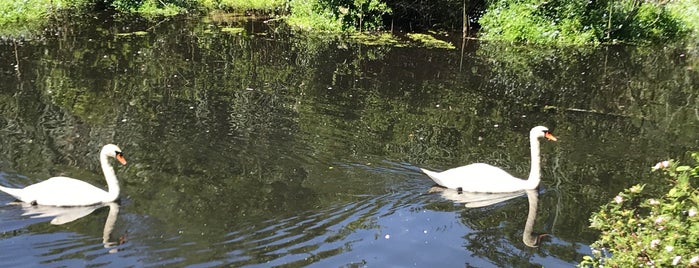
left=287, top=0, right=344, bottom=32
left=479, top=0, right=687, bottom=45
left=667, top=0, right=699, bottom=37
left=0, top=0, right=86, bottom=27
left=580, top=153, right=699, bottom=267
left=287, top=0, right=391, bottom=32
left=479, top=2, right=555, bottom=43
left=111, top=0, right=194, bottom=16
left=610, top=2, right=684, bottom=44
left=202, top=0, right=286, bottom=11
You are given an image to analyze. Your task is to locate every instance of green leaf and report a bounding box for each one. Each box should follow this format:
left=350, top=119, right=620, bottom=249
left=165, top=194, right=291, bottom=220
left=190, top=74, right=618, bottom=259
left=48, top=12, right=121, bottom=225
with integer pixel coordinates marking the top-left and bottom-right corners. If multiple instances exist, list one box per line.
left=676, top=165, right=691, bottom=172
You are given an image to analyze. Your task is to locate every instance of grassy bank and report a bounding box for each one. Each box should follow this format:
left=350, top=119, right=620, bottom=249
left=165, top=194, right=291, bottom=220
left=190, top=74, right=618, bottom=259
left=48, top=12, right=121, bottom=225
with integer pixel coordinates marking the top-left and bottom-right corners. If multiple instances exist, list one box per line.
left=0, top=0, right=59, bottom=25
left=0, top=0, right=78, bottom=29
left=478, top=0, right=699, bottom=45
left=2, top=0, right=699, bottom=45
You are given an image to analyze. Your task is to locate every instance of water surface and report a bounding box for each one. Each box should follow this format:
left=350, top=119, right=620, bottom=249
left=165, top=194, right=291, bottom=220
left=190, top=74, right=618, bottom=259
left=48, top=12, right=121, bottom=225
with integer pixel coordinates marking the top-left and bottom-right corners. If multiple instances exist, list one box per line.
left=0, top=16, right=697, bottom=267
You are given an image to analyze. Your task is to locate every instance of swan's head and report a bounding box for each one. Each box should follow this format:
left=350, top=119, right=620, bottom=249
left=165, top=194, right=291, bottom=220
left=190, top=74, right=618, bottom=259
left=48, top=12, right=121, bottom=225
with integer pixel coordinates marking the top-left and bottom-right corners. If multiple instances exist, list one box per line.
left=530, top=126, right=557, bottom=141
left=101, top=144, right=127, bottom=165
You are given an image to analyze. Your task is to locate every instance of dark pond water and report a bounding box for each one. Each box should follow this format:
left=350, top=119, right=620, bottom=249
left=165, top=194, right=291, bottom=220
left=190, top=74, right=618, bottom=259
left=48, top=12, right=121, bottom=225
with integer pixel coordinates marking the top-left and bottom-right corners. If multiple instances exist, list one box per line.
left=0, top=15, right=697, bottom=267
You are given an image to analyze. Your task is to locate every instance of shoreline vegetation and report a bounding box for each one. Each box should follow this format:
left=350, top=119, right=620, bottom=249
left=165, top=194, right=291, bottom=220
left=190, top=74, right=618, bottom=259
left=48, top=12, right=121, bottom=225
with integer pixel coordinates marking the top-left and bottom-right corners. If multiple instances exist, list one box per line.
left=580, top=154, right=699, bottom=267
left=1, top=0, right=699, bottom=45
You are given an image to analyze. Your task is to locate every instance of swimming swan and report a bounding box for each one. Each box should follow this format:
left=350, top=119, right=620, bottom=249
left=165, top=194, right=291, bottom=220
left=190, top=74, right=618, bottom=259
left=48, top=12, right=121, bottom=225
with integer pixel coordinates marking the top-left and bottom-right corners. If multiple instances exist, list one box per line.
left=420, top=126, right=556, bottom=193
left=0, top=144, right=127, bottom=206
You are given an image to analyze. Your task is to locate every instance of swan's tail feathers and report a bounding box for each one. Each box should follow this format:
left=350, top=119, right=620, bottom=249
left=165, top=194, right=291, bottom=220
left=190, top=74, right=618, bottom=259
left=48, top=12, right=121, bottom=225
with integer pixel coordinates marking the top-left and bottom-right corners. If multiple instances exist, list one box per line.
left=0, top=185, right=23, bottom=201
left=420, top=168, right=447, bottom=187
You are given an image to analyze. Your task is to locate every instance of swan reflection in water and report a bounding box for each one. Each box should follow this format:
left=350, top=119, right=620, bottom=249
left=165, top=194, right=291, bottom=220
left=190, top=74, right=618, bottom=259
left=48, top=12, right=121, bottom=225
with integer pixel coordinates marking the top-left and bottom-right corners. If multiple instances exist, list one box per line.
left=428, top=187, right=547, bottom=247
left=17, top=202, right=125, bottom=252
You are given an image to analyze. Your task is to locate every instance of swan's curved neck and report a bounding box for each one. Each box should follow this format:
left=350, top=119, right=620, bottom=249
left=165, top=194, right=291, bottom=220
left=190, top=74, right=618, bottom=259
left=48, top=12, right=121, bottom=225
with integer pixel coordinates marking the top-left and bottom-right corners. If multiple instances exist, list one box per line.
left=526, top=135, right=541, bottom=188
left=101, top=154, right=120, bottom=202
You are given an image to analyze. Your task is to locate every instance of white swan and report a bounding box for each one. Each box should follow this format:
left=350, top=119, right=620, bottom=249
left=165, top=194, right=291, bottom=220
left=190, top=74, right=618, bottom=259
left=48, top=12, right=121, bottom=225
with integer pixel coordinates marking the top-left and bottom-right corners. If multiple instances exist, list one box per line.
left=0, top=144, right=127, bottom=206
left=420, top=126, right=556, bottom=193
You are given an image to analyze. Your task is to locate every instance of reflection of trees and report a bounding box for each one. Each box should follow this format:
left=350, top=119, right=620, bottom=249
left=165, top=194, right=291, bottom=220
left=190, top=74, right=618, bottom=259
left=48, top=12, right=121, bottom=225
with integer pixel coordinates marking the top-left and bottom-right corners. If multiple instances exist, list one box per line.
left=475, top=43, right=698, bottom=135
left=0, top=18, right=320, bottom=242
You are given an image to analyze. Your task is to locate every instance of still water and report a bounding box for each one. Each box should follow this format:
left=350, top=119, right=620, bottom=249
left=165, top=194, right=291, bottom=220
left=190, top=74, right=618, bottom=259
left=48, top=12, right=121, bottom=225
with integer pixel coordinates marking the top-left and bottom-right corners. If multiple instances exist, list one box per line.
left=0, top=15, right=697, bottom=267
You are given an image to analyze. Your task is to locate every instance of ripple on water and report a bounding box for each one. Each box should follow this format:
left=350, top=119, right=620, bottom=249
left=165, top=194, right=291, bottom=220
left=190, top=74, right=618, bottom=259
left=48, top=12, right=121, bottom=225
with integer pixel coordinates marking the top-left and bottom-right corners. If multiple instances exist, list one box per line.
left=1, top=232, right=101, bottom=266
left=216, top=188, right=431, bottom=267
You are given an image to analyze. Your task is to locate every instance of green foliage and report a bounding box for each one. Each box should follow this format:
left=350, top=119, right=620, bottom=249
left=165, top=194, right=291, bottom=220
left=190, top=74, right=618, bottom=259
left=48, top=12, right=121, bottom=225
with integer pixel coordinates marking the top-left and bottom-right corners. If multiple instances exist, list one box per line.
left=287, top=0, right=344, bottom=32
left=3, top=0, right=695, bottom=43
left=138, top=0, right=186, bottom=16
left=201, top=0, right=286, bottom=11
left=0, top=0, right=45, bottom=36
left=337, top=0, right=392, bottom=31
left=287, top=0, right=391, bottom=32
left=113, top=0, right=286, bottom=15
left=0, top=0, right=87, bottom=28
left=0, top=0, right=97, bottom=37
left=479, top=0, right=688, bottom=45
left=608, top=1, right=685, bottom=44
left=581, top=153, right=699, bottom=267
left=479, top=1, right=589, bottom=44
left=667, top=0, right=699, bottom=38
left=0, top=0, right=49, bottom=26
left=111, top=0, right=191, bottom=16
left=110, top=0, right=141, bottom=13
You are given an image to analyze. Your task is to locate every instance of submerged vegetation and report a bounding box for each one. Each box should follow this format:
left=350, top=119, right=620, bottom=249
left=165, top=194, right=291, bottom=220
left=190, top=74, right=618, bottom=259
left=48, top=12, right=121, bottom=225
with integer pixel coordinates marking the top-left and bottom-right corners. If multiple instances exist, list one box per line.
left=580, top=154, right=699, bottom=267
left=406, top=33, right=456, bottom=49
left=2, top=0, right=699, bottom=45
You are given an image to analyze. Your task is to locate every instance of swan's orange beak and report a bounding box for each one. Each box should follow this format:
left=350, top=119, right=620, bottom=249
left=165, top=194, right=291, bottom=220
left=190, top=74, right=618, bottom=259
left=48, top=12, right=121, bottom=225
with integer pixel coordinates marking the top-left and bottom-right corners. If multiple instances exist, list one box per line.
left=545, top=132, right=558, bottom=141
left=116, top=154, right=127, bottom=165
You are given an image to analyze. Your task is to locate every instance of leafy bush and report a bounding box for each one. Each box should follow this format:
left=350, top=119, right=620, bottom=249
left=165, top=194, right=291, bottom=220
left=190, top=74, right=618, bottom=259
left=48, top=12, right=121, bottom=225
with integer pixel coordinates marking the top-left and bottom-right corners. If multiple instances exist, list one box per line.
left=340, top=0, right=392, bottom=31
left=612, top=2, right=685, bottom=44
left=478, top=0, right=687, bottom=45
left=0, top=0, right=87, bottom=27
left=287, top=0, right=344, bottom=32
left=580, top=153, right=699, bottom=267
left=287, top=0, right=391, bottom=32
left=111, top=0, right=192, bottom=16
left=201, top=0, right=286, bottom=12
left=667, top=0, right=699, bottom=38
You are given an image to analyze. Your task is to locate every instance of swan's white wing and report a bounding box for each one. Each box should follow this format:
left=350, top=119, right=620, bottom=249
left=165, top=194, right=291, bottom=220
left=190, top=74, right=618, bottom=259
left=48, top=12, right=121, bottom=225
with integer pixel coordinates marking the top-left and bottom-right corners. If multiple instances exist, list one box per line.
left=421, top=163, right=526, bottom=192
left=20, top=177, right=108, bottom=206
